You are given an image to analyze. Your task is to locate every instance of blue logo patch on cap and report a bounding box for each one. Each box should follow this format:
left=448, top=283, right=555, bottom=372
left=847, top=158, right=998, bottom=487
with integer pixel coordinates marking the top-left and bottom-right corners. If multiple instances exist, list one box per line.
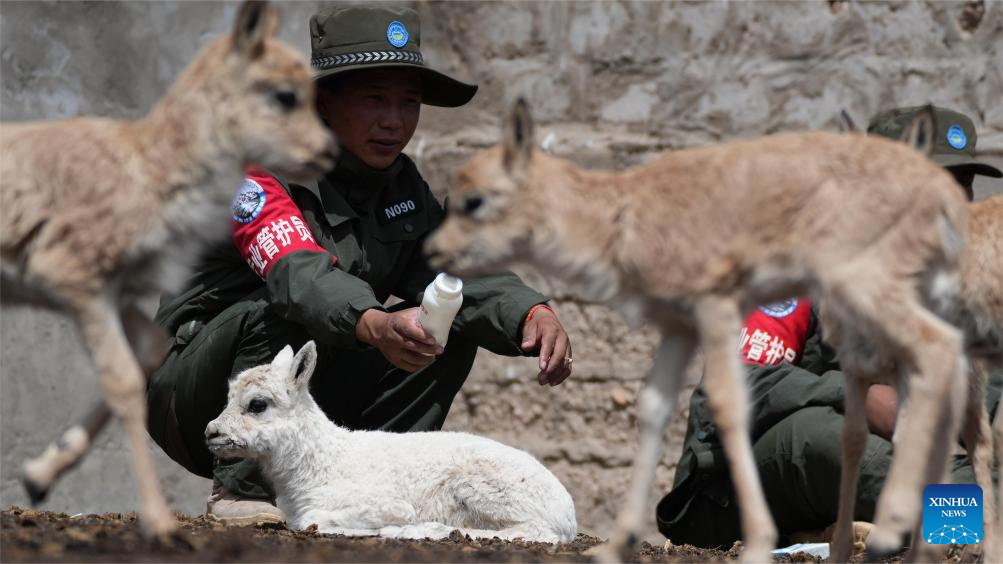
left=386, top=21, right=408, bottom=48
left=947, top=125, right=967, bottom=150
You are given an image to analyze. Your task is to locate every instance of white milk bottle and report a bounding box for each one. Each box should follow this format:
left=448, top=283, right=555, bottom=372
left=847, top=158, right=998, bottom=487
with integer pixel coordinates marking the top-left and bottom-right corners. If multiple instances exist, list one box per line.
left=417, top=273, right=464, bottom=348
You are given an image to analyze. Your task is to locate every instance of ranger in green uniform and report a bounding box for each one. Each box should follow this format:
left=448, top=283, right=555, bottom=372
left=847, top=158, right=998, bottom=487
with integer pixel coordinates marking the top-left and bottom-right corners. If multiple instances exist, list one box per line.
left=146, top=5, right=574, bottom=525
left=656, top=106, right=1002, bottom=549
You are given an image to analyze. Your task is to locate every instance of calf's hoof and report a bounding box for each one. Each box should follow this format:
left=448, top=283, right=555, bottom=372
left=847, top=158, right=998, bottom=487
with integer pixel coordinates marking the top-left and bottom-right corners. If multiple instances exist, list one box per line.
left=21, top=474, right=49, bottom=506
left=588, top=530, right=637, bottom=564
left=864, top=526, right=905, bottom=561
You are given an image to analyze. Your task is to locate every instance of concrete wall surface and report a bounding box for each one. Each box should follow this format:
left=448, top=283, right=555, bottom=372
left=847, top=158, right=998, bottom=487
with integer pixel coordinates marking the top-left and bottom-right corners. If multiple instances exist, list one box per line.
left=2, top=0, right=1001, bottom=544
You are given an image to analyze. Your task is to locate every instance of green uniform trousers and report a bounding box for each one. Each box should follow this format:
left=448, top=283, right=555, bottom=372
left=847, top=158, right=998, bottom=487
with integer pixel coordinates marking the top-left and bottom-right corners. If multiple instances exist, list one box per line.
left=656, top=405, right=988, bottom=548
left=146, top=287, right=477, bottom=499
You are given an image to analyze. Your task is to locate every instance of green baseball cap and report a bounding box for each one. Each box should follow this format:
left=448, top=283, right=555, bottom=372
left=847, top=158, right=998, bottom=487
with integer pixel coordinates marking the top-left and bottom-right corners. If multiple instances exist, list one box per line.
left=309, top=6, right=477, bottom=108
left=867, top=106, right=1002, bottom=178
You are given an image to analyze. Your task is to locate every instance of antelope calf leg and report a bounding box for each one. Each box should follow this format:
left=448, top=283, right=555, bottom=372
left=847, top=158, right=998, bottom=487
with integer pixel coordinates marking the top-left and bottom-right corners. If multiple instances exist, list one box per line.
left=599, top=333, right=695, bottom=563
left=21, top=304, right=166, bottom=504
left=77, top=299, right=176, bottom=537
left=960, top=358, right=993, bottom=557
left=829, top=377, right=870, bottom=562
left=120, top=303, right=169, bottom=375
left=21, top=404, right=112, bottom=504
left=694, top=297, right=776, bottom=563
left=992, top=389, right=1003, bottom=564
left=868, top=311, right=965, bottom=557
left=902, top=363, right=965, bottom=564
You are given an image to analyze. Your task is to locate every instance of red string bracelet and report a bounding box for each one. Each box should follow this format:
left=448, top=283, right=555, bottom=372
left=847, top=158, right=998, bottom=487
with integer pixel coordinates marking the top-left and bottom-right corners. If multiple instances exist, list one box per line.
left=525, top=303, right=555, bottom=322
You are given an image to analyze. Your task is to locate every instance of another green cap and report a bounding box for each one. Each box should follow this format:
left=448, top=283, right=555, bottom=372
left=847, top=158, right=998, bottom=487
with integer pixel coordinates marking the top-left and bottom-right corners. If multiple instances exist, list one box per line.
left=309, top=6, right=477, bottom=108
left=867, top=106, right=1002, bottom=178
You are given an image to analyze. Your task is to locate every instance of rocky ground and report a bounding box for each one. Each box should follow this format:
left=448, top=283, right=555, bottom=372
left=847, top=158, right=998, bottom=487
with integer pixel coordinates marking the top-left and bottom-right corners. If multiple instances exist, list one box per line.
left=0, top=507, right=769, bottom=563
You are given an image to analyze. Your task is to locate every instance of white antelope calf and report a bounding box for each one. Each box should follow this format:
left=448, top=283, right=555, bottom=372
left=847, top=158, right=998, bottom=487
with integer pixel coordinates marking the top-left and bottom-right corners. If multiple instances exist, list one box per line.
left=426, top=99, right=969, bottom=562
left=0, top=0, right=333, bottom=537
left=205, top=341, right=578, bottom=543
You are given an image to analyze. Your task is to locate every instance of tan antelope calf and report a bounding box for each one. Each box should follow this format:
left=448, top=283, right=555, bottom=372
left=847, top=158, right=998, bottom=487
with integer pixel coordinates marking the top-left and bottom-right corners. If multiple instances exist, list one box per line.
left=0, top=0, right=333, bottom=537
left=879, top=194, right=1003, bottom=562
left=826, top=114, right=1002, bottom=562
left=960, top=194, right=1003, bottom=563
left=426, top=99, right=969, bottom=562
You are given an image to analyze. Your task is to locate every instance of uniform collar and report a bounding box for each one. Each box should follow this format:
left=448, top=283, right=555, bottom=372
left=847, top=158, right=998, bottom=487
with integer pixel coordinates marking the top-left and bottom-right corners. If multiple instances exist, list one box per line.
left=331, top=149, right=405, bottom=185
left=299, top=150, right=406, bottom=226
left=329, top=149, right=404, bottom=209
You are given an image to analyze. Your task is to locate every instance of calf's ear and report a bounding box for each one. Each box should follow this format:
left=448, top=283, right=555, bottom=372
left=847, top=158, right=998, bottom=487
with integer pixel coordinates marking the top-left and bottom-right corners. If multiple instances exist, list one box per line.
left=271, top=344, right=294, bottom=375
left=503, top=97, right=535, bottom=182
left=838, top=109, right=858, bottom=133
left=232, top=0, right=278, bottom=60
left=901, top=104, right=935, bottom=157
left=290, top=341, right=318, bottom=391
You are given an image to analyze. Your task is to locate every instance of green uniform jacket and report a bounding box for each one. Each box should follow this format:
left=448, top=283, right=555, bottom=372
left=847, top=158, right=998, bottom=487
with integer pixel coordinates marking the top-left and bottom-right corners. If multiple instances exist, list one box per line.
left=156, top=151, right=547, bottom=354
left=657, top=309, right=841, bottom=528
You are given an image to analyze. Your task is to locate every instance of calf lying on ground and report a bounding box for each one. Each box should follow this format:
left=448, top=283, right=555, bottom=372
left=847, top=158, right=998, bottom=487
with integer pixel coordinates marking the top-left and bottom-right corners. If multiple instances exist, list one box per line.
left=205, top=341, right=578, bottom=543
left=1, top=0, right=333, bottom=536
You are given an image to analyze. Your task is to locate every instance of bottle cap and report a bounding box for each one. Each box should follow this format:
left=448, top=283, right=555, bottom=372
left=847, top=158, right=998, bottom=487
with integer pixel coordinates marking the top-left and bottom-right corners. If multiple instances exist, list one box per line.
left=433, top=273, right=463, bottom=298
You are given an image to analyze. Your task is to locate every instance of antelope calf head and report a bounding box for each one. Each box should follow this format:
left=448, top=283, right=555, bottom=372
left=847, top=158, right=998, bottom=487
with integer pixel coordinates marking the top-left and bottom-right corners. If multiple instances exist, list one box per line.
left=194, top=1, right=334, bottom=180
left=206, top=342, right=318, bottom=461
left=426, top=99, right=555, bottom=275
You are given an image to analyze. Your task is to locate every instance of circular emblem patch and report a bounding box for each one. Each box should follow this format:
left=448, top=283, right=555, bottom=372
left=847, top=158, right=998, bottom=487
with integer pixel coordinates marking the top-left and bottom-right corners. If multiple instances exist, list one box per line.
left=947, top=125, right=967, bottom=150
left=232, top=179, right=266, bottom=224
left=759, top=298, right=799, bottom=318
left=386, top=21, right=408, bottom=48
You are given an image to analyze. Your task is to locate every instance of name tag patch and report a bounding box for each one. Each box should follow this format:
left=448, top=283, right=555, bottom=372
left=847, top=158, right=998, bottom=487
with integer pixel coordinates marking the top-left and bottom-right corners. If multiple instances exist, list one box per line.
left=378, top=197, right=421, bottom=224
left=385, top=199, right=416, bottom=218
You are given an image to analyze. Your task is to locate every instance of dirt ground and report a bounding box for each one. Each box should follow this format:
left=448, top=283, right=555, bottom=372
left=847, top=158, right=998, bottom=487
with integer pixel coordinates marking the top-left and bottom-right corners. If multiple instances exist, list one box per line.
left=7, top=506, right=991, bottom=563
left=1, top=506, right=783, bottom=563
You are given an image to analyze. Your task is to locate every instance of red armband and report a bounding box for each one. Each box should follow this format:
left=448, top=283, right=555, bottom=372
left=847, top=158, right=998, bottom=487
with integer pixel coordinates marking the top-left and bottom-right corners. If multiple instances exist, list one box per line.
left=738, top=298, right=812, bottom=366
left=231, top=167, right=334, bottom=279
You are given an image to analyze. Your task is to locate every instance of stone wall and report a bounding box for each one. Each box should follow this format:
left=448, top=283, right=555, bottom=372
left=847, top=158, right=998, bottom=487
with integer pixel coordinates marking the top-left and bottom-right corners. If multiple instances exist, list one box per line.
left=2, top=0, right=1001, bottom=544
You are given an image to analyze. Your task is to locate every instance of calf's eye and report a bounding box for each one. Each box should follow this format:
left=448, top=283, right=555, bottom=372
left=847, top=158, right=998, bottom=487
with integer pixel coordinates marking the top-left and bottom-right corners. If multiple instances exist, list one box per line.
left=272, top=90, right=299, bottom=111
left=463, top=196, right=484, bottom=215
left=248, top=398, right=268, bottom=414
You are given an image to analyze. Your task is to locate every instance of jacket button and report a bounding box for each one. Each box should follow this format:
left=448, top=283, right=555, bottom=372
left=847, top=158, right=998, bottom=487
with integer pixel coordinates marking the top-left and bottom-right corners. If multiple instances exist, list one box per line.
left=696, top=430, right=707, bottom=440
left=404, top=223, right=414, bottom=233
